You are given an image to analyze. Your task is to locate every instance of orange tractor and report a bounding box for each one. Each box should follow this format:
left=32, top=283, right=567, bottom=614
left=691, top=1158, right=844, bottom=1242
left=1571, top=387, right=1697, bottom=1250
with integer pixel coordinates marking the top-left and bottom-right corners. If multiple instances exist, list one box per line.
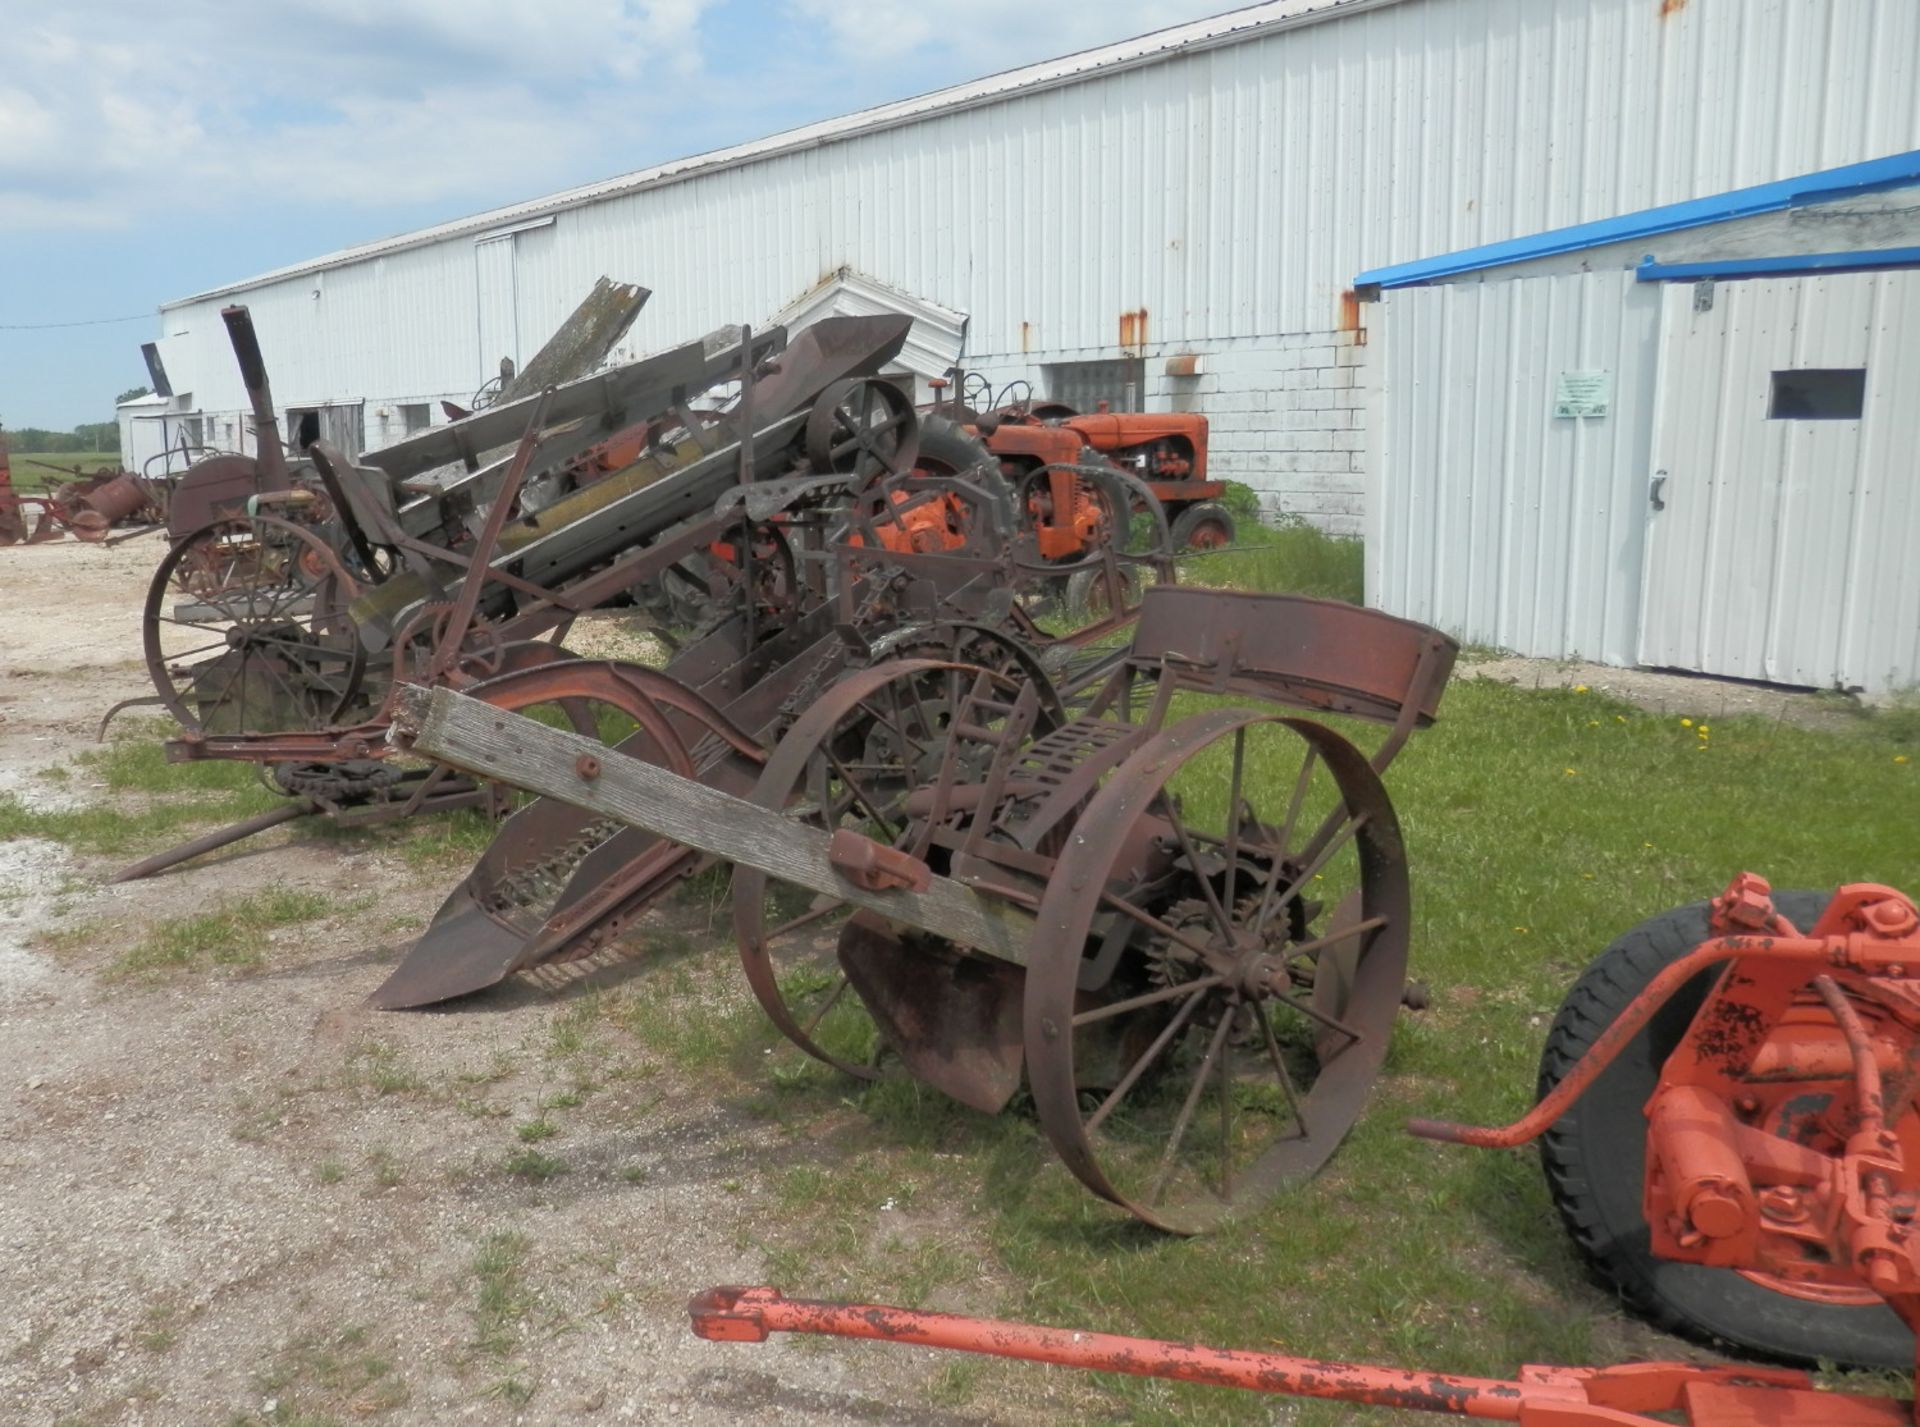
left=916, top=373, right=1235, bottom=563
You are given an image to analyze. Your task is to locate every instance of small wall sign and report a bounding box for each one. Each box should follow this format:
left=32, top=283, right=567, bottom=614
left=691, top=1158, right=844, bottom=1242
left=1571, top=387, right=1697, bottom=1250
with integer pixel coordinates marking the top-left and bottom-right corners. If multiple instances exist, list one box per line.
left=1554, top=370, right=1613, bottom=418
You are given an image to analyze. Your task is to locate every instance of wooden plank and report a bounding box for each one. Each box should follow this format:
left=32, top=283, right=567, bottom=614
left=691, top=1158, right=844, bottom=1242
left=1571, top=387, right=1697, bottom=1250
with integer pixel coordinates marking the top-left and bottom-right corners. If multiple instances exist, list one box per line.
left=389, top=685, right=1036, bottom=966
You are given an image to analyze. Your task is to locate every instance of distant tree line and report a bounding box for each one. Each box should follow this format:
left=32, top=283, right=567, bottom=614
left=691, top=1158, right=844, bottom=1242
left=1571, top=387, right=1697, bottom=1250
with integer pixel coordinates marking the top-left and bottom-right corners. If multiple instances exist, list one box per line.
left=1, top=387, right=150, bottom=451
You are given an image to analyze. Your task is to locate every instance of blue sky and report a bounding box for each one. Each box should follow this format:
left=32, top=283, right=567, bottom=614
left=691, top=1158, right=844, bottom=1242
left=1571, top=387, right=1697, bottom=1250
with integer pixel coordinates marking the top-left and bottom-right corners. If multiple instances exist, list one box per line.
left=0, top=0, right=1235, bottom=431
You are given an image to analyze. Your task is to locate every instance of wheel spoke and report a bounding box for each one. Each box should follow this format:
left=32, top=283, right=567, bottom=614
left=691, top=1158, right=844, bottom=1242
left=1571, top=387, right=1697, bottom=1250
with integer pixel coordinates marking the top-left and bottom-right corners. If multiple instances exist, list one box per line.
left=1163, top=799, right=1233, bottom=943
left=1222, top=728, right=1247, bottom=914
left=1147, top=1010, right=1236, bottom=1205
left=1084, top=980, right=1217, bottom=1133
left=825, top=747, right=899, bottom=842
left=1255, top=1004, right=1311, bottom=1140
left=1073, top=974, right=1224, bottom=1028
left=1099, top=892, right=1218, bottom=966
left=1252, top=813, right=1368, bottom=941
left=1218, top=1008, right=1235, bottom=1202
left=801, top=975, right=852, bottom=1037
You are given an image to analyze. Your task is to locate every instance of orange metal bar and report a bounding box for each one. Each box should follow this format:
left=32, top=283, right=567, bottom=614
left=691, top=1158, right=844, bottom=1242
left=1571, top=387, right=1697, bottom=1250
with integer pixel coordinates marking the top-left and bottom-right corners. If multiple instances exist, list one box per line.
left=688, top=1287, right=1835, bottom=1424
left=1408, top=934, right=1898, bottom=1149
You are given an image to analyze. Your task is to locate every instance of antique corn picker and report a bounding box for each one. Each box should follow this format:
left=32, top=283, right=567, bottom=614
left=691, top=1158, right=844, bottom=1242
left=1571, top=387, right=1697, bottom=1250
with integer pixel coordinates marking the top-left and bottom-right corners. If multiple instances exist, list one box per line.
left=121, top=289, right=1175, bottom=1014
left=689, top=874, right=1920, bottom=1424
left=392, top=583, right=1457, bottom=1230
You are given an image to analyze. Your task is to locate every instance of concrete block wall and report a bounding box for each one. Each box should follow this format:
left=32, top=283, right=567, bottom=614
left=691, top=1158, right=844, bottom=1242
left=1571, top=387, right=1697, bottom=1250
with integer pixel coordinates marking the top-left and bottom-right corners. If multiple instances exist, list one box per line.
left=1146, top=329, right=1368, bottom=537
left=965, top=328, right=1369, bottom=538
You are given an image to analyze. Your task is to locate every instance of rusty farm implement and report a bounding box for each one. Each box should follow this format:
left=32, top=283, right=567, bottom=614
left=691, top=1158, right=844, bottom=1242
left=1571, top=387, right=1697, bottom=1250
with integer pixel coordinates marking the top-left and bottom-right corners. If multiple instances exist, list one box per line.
left=119, top=292, right=1174, bottom=1012
left=689, top=874, right=1920, bottom=1424
left=391, top=583, right=1456, bottom=1231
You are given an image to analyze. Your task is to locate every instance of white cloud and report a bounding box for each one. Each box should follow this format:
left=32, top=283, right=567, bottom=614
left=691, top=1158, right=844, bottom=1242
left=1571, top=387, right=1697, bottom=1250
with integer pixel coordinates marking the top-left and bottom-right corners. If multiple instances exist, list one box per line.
left=0, top=0, right=721, bottom=231
left=784, top=0, right=1238, bottom=69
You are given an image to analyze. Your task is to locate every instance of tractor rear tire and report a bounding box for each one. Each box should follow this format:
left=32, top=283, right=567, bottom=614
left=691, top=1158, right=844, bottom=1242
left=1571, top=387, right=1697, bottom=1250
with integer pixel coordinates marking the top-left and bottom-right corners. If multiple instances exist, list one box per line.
left=914, top=415, right=996, bottom=480
left=1536, top=892, right=1913, bottom=1370
left=1169, top=501, right=1236, bottom=551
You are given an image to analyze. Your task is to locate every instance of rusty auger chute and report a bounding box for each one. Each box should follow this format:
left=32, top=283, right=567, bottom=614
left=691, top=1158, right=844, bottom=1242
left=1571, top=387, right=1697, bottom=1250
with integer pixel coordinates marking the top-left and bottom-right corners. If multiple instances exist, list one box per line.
left=392, top=584, right=1456, bottom=1232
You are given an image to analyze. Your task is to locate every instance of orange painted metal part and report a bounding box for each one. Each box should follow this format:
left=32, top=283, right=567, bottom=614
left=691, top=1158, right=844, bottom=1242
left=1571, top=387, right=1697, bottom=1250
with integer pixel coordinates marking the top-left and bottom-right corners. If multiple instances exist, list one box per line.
left=687, top=1286, right=1903, bottom=1424
left=959, top=408, right=1221, bottom=559
left=845, top=488, right=974, bottom=556
left=1412, top=874, right=1920, bottom=1419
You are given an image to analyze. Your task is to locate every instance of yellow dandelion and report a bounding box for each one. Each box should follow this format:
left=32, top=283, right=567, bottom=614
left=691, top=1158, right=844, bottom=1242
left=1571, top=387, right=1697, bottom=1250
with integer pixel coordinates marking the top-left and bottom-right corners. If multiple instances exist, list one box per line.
left=1898, top=755, right=1912, bottom=765
left=1615, top=714, right=1627, bottom=723
left=1573, top=684, right=1589, bottom=694
left=1588, top=720, right=1601, bottom=728
left=1514, top=927, right=1529, bottom=935
left=1680, top=717, right=1694, bottom=728
left=1563, top=767, right=1578, bottom=777
left=1697, top=725, right=1710, bottom=737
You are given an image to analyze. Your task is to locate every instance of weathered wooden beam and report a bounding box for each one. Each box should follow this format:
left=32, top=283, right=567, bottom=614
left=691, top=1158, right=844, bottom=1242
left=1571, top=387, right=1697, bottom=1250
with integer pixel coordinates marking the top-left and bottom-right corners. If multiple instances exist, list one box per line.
left=388, top=684, right=1035, bottom=966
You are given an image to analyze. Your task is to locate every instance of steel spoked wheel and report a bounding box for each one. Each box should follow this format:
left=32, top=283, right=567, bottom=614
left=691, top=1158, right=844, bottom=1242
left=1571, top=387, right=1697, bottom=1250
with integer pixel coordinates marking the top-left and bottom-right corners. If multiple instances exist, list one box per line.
left=733, top=659, right=1012, bottom=1078
left=1024, top=712, right=1410, bottom=1234
left=806, top=377, right=920, bottom=482
left=143, top=513, right=367, bottom=734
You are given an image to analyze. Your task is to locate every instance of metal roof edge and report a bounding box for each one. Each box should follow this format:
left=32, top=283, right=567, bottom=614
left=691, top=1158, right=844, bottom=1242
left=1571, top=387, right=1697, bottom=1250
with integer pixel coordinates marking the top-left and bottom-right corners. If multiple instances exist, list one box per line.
left=164, top=0, right=1405, bottom=310
left=1635, top=246, right=1920, bottom=283
left=1354, top=149, right=1920, bottom=291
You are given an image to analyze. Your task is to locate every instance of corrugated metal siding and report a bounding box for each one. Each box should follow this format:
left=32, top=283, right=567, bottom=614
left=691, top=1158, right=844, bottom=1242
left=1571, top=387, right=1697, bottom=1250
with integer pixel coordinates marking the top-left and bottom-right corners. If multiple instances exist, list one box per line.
left=1370, top=270, right=1662, bottom=665
left=159, top=0, right=1920, bottom=417
left=1638, top=271, right=1920, bottom=691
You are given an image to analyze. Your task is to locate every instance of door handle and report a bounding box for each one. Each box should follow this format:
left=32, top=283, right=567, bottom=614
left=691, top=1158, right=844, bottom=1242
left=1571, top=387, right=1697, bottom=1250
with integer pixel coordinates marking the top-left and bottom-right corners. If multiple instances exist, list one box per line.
left=1649, top=470, right=1668, bottom=511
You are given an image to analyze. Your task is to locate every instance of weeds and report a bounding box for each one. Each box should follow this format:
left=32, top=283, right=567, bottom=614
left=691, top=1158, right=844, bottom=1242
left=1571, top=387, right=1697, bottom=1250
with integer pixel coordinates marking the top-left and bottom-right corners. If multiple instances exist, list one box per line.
left=469, top=1231, right=533, bottom=1358
left=502, top=1148, right=567, bottom=1181
left=112, top=888, right=333, bottom=977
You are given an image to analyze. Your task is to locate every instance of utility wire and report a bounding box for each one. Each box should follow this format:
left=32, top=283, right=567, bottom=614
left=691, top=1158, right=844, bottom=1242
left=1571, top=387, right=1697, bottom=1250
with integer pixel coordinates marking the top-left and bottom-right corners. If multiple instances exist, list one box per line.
left=0, top=313, right=151, bottom=331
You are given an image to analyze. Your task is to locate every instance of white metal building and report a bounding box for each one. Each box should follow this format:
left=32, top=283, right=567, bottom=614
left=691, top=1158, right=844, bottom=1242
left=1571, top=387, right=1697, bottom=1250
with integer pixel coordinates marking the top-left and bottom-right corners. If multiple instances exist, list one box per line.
left=1361, top=151, right=1920, bottom=693
left=129, top=0, right=1920, bottom=538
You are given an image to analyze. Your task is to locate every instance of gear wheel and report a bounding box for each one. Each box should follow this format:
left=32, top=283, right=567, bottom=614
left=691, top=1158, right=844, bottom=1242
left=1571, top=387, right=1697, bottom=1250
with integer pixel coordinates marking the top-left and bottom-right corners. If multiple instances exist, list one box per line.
left=1147, top=898, right=1213, bottom=989
left=271, top=760, right=402, bottom=805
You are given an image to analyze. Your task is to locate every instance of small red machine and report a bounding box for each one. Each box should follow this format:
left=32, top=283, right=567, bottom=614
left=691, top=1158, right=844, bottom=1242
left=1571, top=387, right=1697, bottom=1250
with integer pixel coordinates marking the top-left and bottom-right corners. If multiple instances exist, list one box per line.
left=0, top=429, right=157, bottom=545
left=690, top=873, right=1920, bottom=1425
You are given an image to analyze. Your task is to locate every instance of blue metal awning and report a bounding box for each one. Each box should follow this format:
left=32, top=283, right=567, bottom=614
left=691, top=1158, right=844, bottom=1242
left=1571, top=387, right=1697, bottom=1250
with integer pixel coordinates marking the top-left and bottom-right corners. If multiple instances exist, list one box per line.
left=1354, top=149, right=1920, bottom=291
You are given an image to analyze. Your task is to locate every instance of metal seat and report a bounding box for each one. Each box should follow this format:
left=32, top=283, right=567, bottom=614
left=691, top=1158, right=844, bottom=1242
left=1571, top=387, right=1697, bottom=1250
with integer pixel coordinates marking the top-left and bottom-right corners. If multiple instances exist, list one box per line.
left=1127, top=584, right=1457, bottom=771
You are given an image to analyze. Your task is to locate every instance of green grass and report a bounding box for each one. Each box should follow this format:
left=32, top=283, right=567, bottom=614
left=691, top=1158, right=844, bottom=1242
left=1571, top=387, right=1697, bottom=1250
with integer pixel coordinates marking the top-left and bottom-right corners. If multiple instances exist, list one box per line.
left=502, top=1148, right=568, bottom=1182
left=469, top=1231, right=534, bottom=1358
left=4, top=451, right=123, bottom=492
left=615, top=677, right=1913, bottom=1424
left=112, top=887, right=333, bottom=976
left=1182, top=513, right=1365, bottom=603
left=248, top=1324, right=407, bottom=1421
left=1, top=719, right=286, bottom=858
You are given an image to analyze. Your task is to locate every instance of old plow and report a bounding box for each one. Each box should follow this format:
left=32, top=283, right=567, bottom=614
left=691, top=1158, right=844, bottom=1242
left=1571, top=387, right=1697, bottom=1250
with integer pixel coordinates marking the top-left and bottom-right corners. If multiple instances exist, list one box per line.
left=688, top=874, right=1920, bottom=1423
left=392, top=583, right=1455, bottom=1231
left=119, top=286, right=1175, bottom=1011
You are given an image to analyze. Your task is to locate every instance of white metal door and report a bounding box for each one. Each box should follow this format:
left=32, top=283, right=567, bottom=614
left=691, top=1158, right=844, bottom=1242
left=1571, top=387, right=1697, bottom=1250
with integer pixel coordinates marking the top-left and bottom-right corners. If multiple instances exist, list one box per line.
left=474, top=234, right=519, bottom=390
left=1638, top=274, right=1887, bottom=687
left=318, top=403, right=364, bottom=459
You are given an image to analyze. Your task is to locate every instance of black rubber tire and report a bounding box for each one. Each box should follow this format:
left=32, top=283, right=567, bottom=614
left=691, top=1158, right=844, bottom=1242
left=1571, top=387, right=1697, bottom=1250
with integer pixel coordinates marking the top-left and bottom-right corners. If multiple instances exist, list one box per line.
left=1168, top=501, right=1236, bottom=551
left=913, top=415, right=996, bottom=480
left=1537, top=891, right=1912, bottom=1369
